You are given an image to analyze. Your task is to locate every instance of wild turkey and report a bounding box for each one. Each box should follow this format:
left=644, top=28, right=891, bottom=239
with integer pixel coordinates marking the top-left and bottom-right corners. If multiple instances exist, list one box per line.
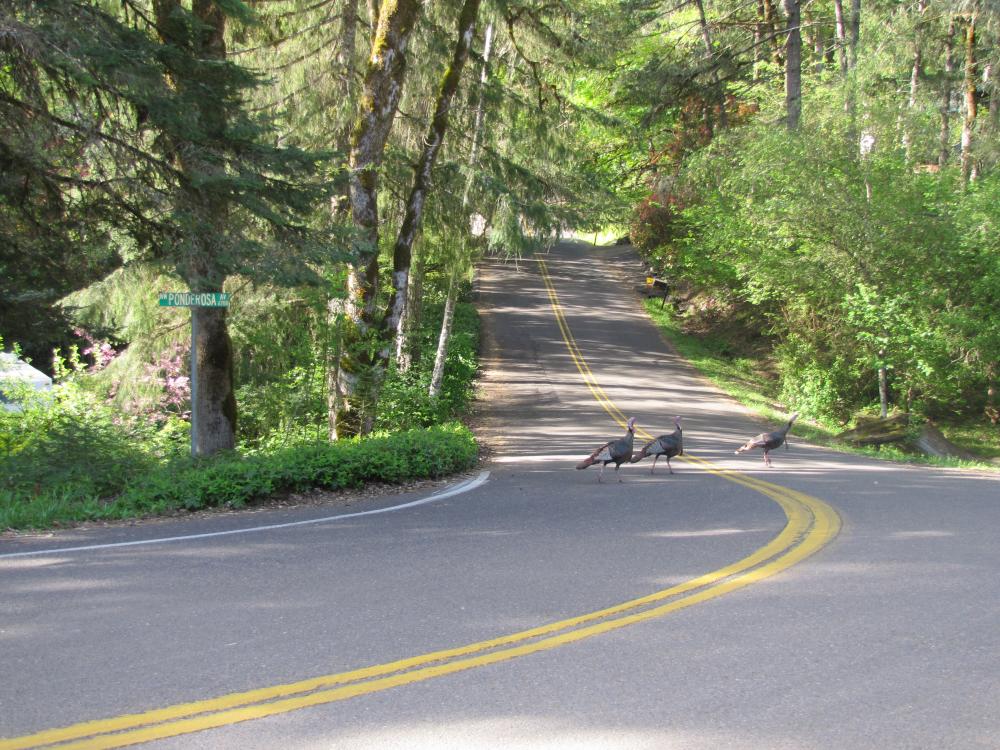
left=735, top=413, right=799, bottom=467
left=630, top=416, right=683, bottom=474
left=577, top=417, right=637, bottom=482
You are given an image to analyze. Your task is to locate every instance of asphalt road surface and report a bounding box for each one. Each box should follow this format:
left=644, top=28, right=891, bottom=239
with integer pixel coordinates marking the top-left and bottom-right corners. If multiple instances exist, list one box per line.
left=2, top=240, right=998, bottom=749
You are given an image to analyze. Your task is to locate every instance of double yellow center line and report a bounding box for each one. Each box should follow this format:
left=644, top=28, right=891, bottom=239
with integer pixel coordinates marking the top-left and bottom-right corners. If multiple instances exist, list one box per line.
left=2, top=257, right=840, bottom=750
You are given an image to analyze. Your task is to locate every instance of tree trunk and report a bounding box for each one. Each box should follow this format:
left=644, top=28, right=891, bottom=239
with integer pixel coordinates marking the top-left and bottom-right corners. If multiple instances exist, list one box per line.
left=878, top=349, right=889, bottom=419
left=335, top=0, right=423, bottom=438
left=784, top=0, right=802, bottom=130
left=988, top=63, right=999, bottom=130
left=903, top=0, right=925, bottom=161
left=191, top=305, right=237, bottom=455
left=693, top=0, right=728, bottom=129
left=331, top=0, right=359, bottom=217
left=383, top=0, right=481, bottom=371
left=763, top=0, right=782, bottom=66
left=753, top=0, right=765, bottom=81
left=326, top=299, right=345, bottom=440
left=809, top=7, right=824, bottom=74
left=833, top=0, right=848, bottom=77
left=961, top=14, right=978, bottom=186
left=848, top=0, right=860, bottom=71
left=939, top=16, right=956, bottom=168
left=429, top=267, right=459, bottom=399
left=154, top=0, right=237, bottom=456
left=394, top=241, right=424, bottom=370
left=461, top=21, right=494, bottom=209
left=986, top=363, right=999, bottom=424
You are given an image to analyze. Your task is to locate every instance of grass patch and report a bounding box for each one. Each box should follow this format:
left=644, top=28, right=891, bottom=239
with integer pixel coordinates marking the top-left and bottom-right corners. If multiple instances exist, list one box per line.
left=642, top=298, right=1000, bottom=469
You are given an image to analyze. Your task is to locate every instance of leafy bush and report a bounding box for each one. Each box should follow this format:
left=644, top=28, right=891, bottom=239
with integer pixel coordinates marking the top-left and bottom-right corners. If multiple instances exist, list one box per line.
left=0, top=379, right=188, bottom=498
left=376, top=301, right=480, bottom=431
left=0, top=423, right=477, bottom=529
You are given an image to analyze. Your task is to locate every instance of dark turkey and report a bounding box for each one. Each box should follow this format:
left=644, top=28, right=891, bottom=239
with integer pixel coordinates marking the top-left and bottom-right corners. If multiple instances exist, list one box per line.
left=630, top=416, right=683, bottom=474
left=577, top=417, right=636, bottom=482
left=735, top=413, right=799, bottom=467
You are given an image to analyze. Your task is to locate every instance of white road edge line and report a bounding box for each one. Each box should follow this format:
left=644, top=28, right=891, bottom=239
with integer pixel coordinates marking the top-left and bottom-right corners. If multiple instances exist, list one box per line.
left=0, top=471, right=491, bottom=560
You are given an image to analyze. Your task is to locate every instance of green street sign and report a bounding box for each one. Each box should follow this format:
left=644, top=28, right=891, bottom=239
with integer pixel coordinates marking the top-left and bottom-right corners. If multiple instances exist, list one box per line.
left=158, top=292, right=230, bottom=307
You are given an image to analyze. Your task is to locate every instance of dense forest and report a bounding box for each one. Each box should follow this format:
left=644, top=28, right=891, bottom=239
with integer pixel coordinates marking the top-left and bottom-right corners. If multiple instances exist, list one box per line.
left=616, top=0, right=1000, bottom=430
left=2, top=0, right=999, bottom=524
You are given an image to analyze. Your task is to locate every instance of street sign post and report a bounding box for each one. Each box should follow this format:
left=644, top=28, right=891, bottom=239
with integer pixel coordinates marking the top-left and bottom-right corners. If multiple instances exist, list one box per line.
left=159, top=292, right=231, bottom=456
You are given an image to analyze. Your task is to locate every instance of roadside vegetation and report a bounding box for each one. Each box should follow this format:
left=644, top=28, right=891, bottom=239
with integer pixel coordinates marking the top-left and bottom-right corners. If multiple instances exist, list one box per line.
left=643, top=298, right=1000, bottom=469
left=2, top=1, right=612, bottom=530
left=0, top=299, right=480, bottom=530
left=574, top=2, right=1000, bottom=466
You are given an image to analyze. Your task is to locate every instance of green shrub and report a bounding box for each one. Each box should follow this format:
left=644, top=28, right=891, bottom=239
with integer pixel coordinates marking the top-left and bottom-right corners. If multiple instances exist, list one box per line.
left=0, top=423, right=478, bottom=530
left=0, top=380, right=188, bottom=499
left=376, top=301, right=480, bottom=431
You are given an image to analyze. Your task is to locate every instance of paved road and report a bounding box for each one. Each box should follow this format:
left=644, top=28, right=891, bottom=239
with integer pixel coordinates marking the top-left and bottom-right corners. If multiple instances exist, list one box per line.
left=2, top=241, right=998, bottom=749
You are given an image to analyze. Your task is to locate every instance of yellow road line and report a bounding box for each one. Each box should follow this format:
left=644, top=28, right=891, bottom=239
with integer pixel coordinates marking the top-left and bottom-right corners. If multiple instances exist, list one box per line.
left=1, top=256, right=840, bottom=750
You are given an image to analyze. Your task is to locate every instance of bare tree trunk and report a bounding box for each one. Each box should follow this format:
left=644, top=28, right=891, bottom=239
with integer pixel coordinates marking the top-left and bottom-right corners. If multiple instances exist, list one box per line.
left=903, top=0, right=925, bottom=162
left=429, top=266, right=459, bottom=399
left=461, top=20, right=494, bottom=209
left=878, top=349, right=889, bottom=419
left=394, top=243, right=424, bottom=370
left=961, top=14, right=978, bottom=185
left=833, top=0, right=848, bottom=77
left=383, top=0, right=481, bottom=373
left=987, top=363, right=999, bottom=425
left=326, top=299, right=345, bottom=441
left=694, top=0, right=728, bottom=129
left=989, top=63, right=999, bottom=129
left=848, top=0, right=860, bottom=71
left=753, top=0, right=765, bottom=81
left=336, top=0, right=422, bottom=438
left=809, top=7, right=824, bottom=74
left=324, top=0, right=360, bottom=439
left=763, top=0, right=782, bottom=66
left=939, top=16, right=956, bottom=167
left=784, top=0, right=802, bottom=130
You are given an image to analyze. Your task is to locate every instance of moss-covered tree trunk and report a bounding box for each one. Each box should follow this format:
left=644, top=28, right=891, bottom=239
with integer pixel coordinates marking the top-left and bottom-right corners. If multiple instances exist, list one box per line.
left=335, top=0, right=422, bottom=438
left=383, top=0, right=481, bottom=371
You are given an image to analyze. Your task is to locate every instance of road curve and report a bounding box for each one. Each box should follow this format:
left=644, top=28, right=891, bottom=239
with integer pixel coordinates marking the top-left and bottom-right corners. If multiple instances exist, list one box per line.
left=2, top=240, right=998, bottom=749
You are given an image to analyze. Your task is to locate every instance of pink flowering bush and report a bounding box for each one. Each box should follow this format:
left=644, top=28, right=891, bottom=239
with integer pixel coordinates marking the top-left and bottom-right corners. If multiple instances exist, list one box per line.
left=72, top=327, right=118, bottom=371
left=139, top=343, right=191, bottom=421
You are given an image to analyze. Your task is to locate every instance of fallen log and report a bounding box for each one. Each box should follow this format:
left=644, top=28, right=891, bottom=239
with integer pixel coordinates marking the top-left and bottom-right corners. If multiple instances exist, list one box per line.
left=836, top=414, right=910, bottom=446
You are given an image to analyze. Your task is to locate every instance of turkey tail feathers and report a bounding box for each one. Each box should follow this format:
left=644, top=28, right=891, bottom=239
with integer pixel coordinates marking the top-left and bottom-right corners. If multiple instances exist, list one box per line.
left=576, top=457, right=595, bottom=470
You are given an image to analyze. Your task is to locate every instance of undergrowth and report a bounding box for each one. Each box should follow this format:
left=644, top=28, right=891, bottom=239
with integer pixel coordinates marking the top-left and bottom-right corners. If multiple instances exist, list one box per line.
left=1, top=423, right=477, bottom=530
left=642, top=298, right=1000, bottom=469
